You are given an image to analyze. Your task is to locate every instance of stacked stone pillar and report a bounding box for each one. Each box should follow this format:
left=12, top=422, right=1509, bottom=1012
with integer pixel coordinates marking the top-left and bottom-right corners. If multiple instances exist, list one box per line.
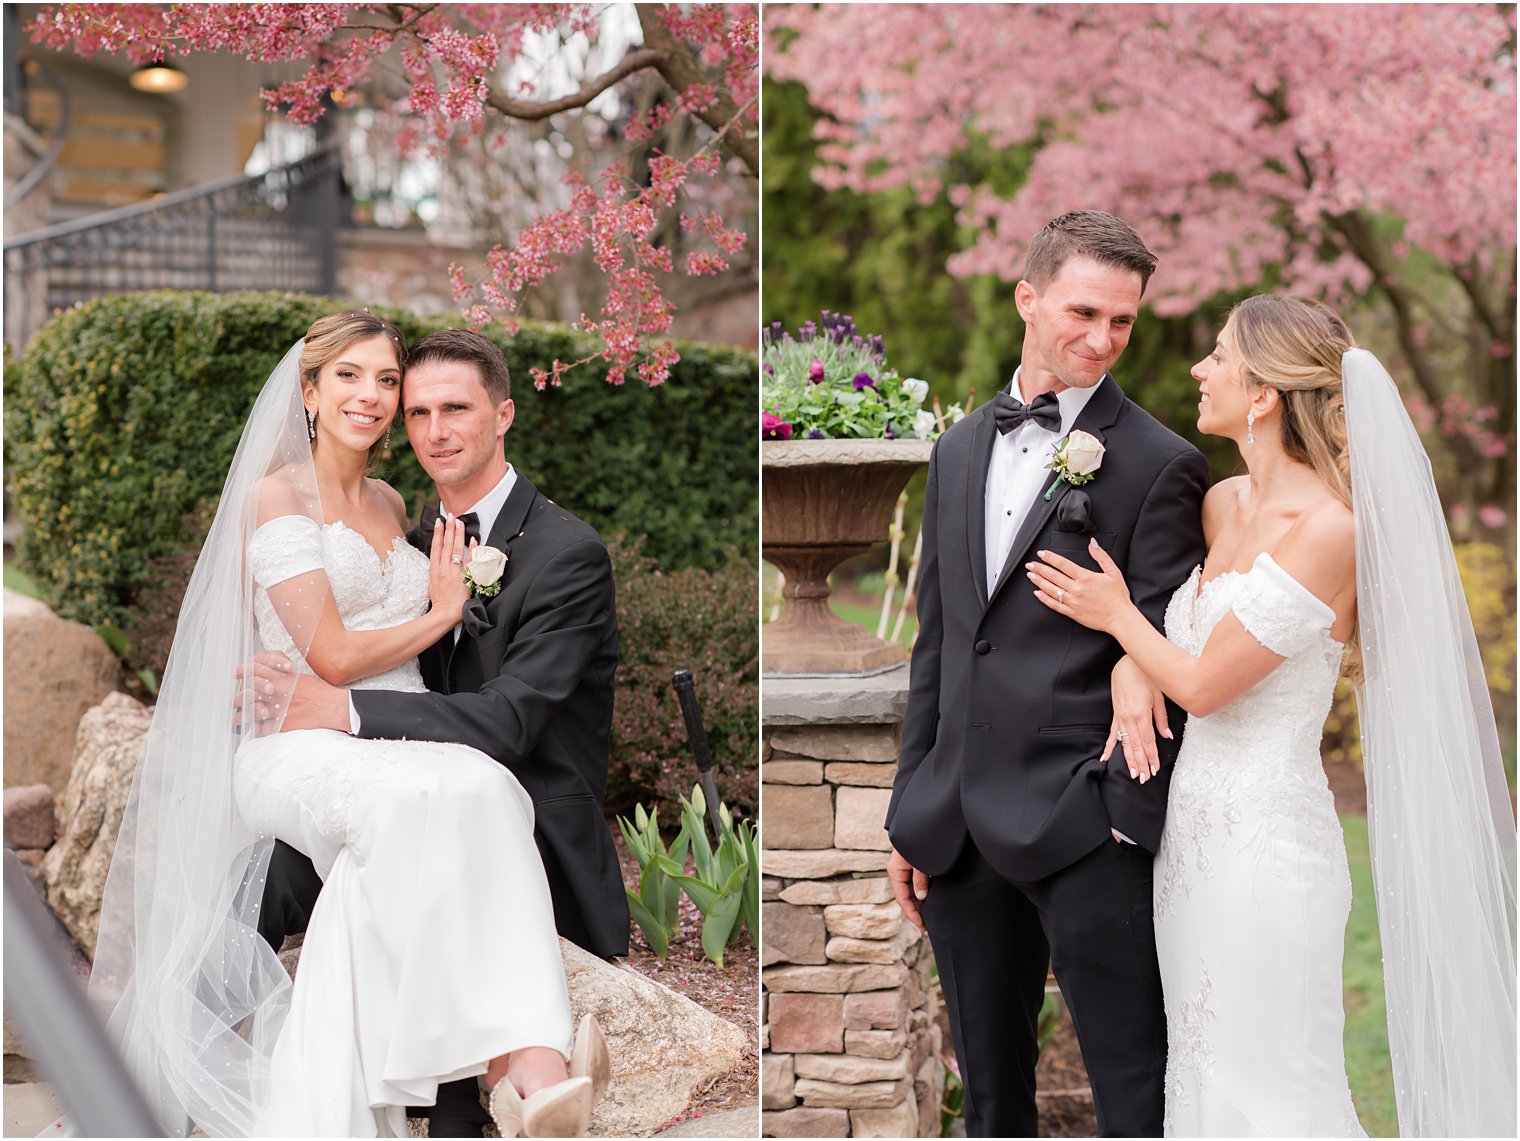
left=760, top=668, right=943, bottom=1138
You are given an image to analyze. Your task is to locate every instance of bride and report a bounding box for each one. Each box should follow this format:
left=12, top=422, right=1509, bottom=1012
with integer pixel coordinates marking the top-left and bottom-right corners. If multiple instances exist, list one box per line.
left=1028, top=295, right=1516, bottom=1137
left=83, top=311, right=609, bottom=1138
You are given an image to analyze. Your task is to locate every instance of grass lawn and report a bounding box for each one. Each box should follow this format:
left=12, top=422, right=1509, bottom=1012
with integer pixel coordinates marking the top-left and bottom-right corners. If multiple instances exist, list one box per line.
left=4, top=558, right=42, bottom=597
left=1341, top=812, right=1397, bottom=1136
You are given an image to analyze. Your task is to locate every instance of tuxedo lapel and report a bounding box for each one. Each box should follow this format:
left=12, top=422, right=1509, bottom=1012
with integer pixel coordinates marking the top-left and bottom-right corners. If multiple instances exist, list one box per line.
left=445, top=472, right=541, bottom=682
left=987, top=375, right=1125, bottom=605
left=965, top=405, right=997, bottom=608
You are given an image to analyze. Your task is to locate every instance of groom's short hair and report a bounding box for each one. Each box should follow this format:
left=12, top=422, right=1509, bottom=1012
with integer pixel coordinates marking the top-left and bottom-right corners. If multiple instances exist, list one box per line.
left=1024, top=211, right=1157, bottom=296
left=406, top=329, right=511, bottom=403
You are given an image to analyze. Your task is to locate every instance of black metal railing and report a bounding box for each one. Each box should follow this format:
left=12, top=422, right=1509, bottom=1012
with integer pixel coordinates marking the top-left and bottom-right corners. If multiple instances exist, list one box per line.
left=3, top=143, right=342, bottom=350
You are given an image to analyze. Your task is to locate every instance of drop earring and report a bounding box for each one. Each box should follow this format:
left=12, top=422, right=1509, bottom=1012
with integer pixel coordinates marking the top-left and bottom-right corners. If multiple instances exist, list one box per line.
left=306, top=409, right=316, bottom=441
left=384, top=423, right=392, bottom=450
left=1246, top=410, right=1256, bottom=444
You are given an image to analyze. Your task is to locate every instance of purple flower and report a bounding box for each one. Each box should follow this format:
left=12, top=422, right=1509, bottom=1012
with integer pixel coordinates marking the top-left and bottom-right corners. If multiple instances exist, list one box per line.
left=853, top=372, right=876, bottom=391
left=884, top=424, right=896, bottom=439
left=763, top=362, right=774, bottom=376
left=807, top=428, right=826, bottom=439
left=762, top=412, right=793, bottom=441
left=808, top=358, right=825, bottom=384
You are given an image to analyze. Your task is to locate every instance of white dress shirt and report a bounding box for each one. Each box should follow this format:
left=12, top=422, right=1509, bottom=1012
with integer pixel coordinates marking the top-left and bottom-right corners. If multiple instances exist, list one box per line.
left=348, top=465, right=518, bottom=733
left=983, top=368, right=1100, bottom=595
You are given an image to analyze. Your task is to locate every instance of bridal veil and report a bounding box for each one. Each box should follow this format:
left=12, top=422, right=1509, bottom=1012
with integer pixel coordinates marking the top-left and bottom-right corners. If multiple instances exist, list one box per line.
left=84, top=341, right=323, bottom=1135
left=1344, top=347, right=1517, bottom=1137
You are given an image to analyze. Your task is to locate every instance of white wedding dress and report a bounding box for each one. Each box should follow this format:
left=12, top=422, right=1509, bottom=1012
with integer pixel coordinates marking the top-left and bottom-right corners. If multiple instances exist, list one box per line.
left=1155, top=552, right=1366, bottom=1138
left=232, top=514, right=572, bottom=1137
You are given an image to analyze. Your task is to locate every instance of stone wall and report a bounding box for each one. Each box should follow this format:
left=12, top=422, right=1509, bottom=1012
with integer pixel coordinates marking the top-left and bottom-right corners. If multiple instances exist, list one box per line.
left=760, top=669, right=943, bottom=1138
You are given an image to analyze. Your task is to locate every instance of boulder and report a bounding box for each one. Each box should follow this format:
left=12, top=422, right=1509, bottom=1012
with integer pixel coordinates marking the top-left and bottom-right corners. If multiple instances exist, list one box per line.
left=41, top=693, right=151, bottom=958
left=4, top=590, right=121, bottom=790
left=562, top=939, right=747, bottom=1137
left=3, top=783, right=56, bottom=850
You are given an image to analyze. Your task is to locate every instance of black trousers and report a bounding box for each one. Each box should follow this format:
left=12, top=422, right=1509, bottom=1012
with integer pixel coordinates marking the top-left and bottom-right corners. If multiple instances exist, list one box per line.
left=259, top=840, right=490, bottom=1133
left=920, top=835, right=1167, bottom=1138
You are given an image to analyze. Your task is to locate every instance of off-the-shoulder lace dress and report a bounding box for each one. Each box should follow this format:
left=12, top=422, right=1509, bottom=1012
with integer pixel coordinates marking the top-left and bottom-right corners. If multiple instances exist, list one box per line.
left=1156, top=553, right=1366, bottom=1138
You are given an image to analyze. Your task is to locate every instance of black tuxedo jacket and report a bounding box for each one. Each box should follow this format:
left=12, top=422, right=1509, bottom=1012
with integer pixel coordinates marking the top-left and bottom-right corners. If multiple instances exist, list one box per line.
left=352, top=473, right=630, bottom=957
left=886, top=375, right=1209, bottom=883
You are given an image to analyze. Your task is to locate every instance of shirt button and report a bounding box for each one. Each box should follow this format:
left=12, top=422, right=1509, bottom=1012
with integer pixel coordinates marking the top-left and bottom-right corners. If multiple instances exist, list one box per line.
left=974, top=639, right=992, bottom=655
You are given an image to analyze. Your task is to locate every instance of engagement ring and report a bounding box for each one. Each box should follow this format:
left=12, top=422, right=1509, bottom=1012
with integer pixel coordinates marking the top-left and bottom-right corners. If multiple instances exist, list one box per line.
left=451, top=555, right=464, bottom=565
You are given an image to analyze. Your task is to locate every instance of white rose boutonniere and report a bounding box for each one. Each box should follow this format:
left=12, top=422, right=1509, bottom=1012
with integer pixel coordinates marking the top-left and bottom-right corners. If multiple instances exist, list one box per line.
left=463, top=545, right=508, bottom=598
left=1044, top=430, right=1105, bottom=501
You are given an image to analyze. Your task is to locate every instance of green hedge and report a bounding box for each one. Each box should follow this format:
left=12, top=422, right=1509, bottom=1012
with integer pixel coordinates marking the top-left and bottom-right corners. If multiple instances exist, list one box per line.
left=6, top=290, right=758, bottom=632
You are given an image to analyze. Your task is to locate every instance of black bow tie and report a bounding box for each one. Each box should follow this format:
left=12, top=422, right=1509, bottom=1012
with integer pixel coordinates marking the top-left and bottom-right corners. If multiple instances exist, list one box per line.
left=993, top=389, right=1061, bottom=435
left=406, top=506, right=481, bottom=553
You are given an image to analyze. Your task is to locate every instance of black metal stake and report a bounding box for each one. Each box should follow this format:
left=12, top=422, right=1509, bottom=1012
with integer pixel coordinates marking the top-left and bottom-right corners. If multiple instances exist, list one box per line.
left=672, top=668, right=725, bottom=837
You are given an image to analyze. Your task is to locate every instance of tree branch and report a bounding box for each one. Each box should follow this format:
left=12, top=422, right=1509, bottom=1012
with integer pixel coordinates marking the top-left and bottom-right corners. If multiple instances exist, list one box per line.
left=482, top=47, right=667, bottom=121
left=636, top=4, right=758, bottom=176
left=1322, top=208, right=1484, bottom=470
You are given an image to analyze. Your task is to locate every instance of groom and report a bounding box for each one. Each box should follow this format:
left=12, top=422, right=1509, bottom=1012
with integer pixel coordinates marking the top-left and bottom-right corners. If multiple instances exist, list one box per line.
left=886, top=212, right=1208, bottom=1137
left=251, top=328, right=628, bottom=1135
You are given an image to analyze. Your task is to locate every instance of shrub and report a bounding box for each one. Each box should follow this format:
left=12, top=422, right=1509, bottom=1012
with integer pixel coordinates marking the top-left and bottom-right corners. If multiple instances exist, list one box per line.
left=607, top=537, right=758, bottom=819
left=7, top=290, right=757, bottom=632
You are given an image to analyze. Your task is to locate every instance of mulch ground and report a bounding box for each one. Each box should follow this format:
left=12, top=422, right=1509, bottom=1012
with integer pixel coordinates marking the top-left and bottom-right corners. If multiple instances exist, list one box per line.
left=610, top=829, right=758, bottom=1132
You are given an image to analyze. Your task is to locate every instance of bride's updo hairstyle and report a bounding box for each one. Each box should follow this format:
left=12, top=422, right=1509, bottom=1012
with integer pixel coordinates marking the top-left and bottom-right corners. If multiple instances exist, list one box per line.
left=1229, top=293, right=1362, bottom=679
left=299, top=309, right=407, bottom=463
left=1228, top=294, right=1357, bottom=509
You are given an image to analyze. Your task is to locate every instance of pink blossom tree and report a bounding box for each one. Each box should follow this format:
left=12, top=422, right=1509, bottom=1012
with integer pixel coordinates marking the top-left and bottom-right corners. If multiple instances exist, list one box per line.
left=31, top=2, right=758, bottom=387
left=768, top=3, right=1516, bottom=516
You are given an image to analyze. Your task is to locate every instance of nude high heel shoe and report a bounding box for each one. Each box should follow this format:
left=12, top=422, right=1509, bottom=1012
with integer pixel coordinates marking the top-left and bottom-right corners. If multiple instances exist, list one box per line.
left=488, top=1073, right=594, bottom=1139
left=568, top=1013, right=612, bottom=1105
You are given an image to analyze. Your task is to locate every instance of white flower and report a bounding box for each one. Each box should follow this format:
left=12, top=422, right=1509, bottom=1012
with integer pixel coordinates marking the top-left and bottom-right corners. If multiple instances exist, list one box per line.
left=1062, top=430, right=1105, bottom=476
left=465, top=544, right=508, bottom=592
left=902, top=377, right=929, bottom=405
left=944, top=403, right=966, bottom=425
left=913, top=409, right=938, bottom=438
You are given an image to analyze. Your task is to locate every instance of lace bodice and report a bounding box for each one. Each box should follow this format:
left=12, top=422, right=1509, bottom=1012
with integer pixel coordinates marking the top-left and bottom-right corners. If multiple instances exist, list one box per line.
left=247, top=515, right=430, bottom=693
left=1157, top=553, right=1347, bottom=915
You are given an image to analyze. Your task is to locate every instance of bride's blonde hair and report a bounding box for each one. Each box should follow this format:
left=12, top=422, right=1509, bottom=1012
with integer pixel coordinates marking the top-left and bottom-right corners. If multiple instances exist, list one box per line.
left=1228, top=293, right=1362, bottom=680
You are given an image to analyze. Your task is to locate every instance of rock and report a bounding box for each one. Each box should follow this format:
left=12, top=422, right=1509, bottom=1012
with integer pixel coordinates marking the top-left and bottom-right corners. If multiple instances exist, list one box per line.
left=761, top=902, right=825, bottom=966
left=761, top=760, right=824, bottom=785
left=844, top=990, right=908, bottom=1031
left=793, top=1076, right=909, bottom=1109
left=655, top=1105, right=759, bottom=1137
left=824, top=903, right=904, bottom=941
left=760, top=1053, right=796, bottom=1110
left=762, top=785, right=834, bottom=850
left=40, top=693, right=152, bottom=958
left=778, top=878, right=892, bottom=906
left=845, top=1029, right=907, bottom=1060
left=851, top=1099, right=920, bottom=1138
left=768, top=725, right=900, bottom=763
left=833, top=787, right=893, bottom=851
left=823, top=762, right=896, bottom=787
left=761, top=849, right=889, bottom=879
left=762, top=963, right=907, bottom=994
left=4, top=783, right=56, bottom=850
left=1, top=1081, right=62, bottom=1135
left=565, top=940, right=748, bottom=1137
left=761, top=1105, right=850, bottom=1137
left=4, top=591, right=121, bottom=791
left=767, top=992, right=844, bottom=1055
left=793, top=1051, right=910, bottom=1083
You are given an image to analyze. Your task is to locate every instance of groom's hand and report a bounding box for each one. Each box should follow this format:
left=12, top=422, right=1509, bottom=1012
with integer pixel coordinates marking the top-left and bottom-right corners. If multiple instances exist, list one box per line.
left=888, top=847, right=930, bottom=932
left=233, top=652, right=349, bottom=734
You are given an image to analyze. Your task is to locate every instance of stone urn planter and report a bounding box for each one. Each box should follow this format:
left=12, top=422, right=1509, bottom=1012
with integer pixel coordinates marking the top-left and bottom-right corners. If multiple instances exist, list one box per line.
left=762, top=437, right=932, bottom=677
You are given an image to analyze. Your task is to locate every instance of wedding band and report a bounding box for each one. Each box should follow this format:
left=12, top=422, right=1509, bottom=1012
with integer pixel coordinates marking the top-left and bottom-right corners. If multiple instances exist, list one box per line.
left=1057, top=588, right=1065, bottom=603
left=451, top=555, right=464, bottom=565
